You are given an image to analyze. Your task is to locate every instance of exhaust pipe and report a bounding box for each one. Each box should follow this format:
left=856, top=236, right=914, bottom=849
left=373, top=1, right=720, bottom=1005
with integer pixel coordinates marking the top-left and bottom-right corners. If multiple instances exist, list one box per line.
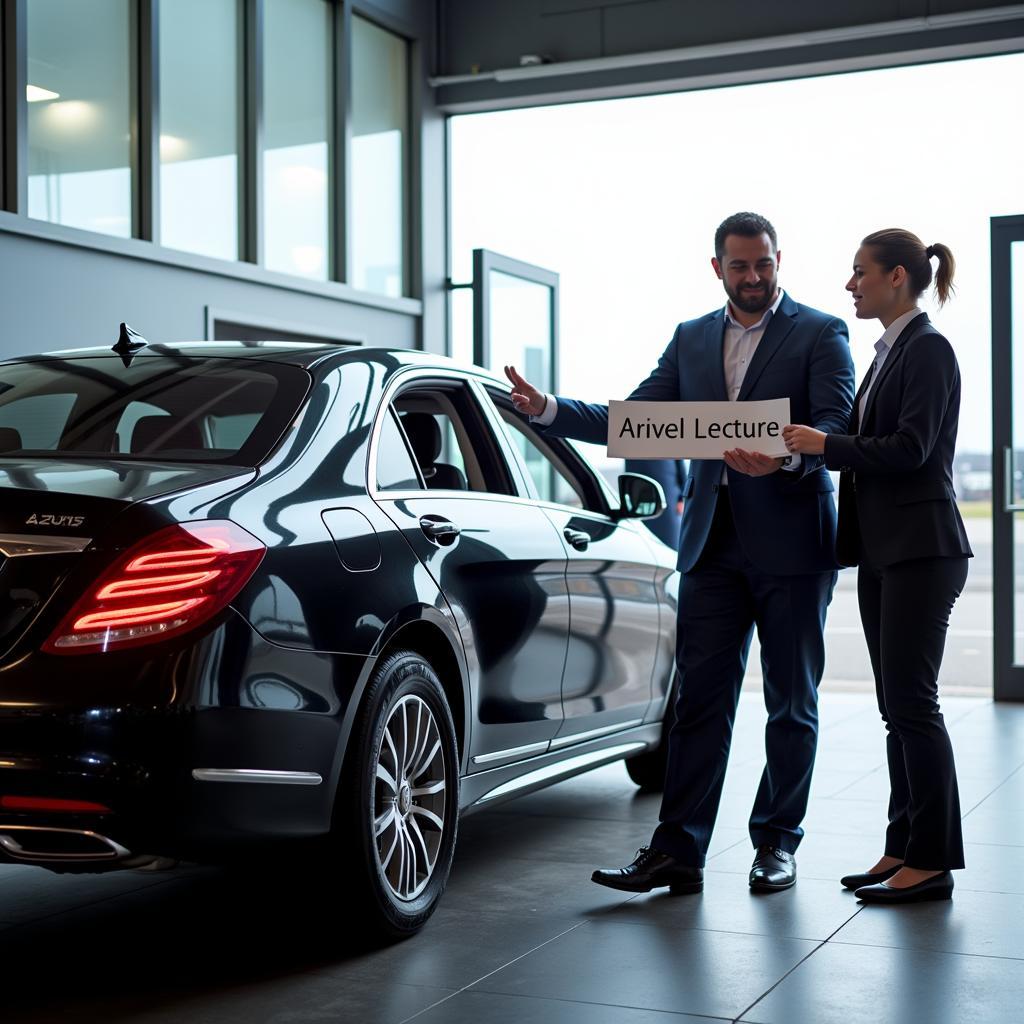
left=0, top=825, right=131, bottom=863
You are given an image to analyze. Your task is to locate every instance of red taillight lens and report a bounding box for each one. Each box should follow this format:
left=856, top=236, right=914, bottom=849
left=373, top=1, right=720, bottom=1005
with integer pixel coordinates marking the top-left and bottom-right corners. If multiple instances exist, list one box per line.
left=43, top=520, right=266, bottom=655
left=0, top=796, right=112, bottom=814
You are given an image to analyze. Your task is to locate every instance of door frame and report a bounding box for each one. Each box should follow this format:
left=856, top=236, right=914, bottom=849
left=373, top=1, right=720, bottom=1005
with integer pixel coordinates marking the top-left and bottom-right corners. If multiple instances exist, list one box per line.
left=991, top=214, right=1024, bottom=701
left=471, top=248, right=559, bottom=394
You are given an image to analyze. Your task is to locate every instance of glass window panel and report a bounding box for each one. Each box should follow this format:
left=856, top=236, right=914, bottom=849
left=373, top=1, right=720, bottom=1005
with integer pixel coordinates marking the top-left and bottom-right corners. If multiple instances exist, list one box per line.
left=487, top=271, right=554, bottom=391
left=159, top=0, right=239, bottom=260
left=0, top=356, right=308, bottom=463
left=27, top=0, right=132, bottom=237
left=491, top=401, right=583, bottom=507
left=376, top=409, right=421, bottom=491
left=263, top=0, right=331, bottom=280
left=351, top=16, right=406, bottom=297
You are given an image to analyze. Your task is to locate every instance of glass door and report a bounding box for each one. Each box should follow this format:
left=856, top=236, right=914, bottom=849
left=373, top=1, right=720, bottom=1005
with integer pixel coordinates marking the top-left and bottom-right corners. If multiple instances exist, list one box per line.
left=992, top=215, right=1024, bottom=701
left=472, top=248, right=559, bottom=393
left=472, top=248, right=560, bottom=501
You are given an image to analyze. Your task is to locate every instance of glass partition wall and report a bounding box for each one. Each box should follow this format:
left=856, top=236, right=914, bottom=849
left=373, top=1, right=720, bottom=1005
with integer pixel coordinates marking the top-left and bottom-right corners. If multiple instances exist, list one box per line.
left=6, top=0, right=411, bottom=299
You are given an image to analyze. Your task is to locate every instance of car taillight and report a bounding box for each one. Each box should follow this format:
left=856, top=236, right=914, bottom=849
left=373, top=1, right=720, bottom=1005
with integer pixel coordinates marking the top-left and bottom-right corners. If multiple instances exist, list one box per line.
left=0, top=796, right=112, bottom=814
left=43, top=520, right=266, bottom=655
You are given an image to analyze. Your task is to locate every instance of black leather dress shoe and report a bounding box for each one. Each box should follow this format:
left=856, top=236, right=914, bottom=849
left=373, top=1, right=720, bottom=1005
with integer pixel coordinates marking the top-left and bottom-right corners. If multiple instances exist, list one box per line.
left=855, top=871, right=953, bottom=904
left=592, top=847, right=703, bottom=894
left=749, top=846, right=796, bottom=892
left=840, top=864, right=902, bottom=890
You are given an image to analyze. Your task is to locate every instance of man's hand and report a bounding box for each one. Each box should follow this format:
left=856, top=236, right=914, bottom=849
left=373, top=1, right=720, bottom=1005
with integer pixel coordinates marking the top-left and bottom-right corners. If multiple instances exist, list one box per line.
left=504, top=365, right=547, bottom=417
left=781, top=424, right=826, bottom=455
left=723, top=449, right=784, bottom=477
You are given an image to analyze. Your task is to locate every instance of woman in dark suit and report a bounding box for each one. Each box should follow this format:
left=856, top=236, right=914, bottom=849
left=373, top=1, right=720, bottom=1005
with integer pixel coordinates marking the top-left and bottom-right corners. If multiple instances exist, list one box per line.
left=782, top=229, right=972, bottom=904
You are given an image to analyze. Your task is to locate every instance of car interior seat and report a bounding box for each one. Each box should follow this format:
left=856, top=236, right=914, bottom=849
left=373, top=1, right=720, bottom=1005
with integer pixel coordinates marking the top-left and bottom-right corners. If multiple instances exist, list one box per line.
left=0, top=427, right=24, bottom=453
left=131, top=415, right=206, bottom=455
left=399, top=412, right=467, bottom=490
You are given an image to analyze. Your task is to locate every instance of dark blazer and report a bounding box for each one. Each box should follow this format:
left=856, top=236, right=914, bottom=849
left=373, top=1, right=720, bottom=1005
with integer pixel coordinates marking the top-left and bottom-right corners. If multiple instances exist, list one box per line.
left=823, top=312, right=972, bottom=567
left=543, top=293, right=855, bottom=575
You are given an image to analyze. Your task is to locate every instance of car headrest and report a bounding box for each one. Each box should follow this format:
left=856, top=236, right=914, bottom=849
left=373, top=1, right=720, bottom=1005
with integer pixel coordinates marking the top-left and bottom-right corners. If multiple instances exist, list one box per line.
left=400, top=412, right=442, bottom=465
left=131, top=415, right=205, bottom=454
left=0, top=427, right=23, bottom=453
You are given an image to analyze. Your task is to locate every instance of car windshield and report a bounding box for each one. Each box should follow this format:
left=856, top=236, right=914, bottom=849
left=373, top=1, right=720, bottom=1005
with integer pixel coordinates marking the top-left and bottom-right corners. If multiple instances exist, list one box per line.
left=0, top=355, right=311, bottom=464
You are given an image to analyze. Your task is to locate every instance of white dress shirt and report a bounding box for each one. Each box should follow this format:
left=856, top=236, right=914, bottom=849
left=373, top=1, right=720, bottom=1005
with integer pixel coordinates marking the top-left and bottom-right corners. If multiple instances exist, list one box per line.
left=857, top=306, right=922, bottom=427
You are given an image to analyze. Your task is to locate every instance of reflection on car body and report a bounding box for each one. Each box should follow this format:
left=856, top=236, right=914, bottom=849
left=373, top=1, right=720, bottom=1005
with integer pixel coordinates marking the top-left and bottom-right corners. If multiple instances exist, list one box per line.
left=0, top=337, right=678, bottom=937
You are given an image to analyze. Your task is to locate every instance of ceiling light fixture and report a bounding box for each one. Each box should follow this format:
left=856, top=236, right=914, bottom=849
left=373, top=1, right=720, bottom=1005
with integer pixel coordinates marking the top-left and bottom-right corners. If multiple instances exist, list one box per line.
left=26, top=84, right=60, bottom=103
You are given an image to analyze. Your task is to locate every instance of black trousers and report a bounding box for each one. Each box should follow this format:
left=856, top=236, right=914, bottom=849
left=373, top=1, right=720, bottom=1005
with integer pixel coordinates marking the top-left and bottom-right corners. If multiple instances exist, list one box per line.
left=652, top=489, right=836, bottom=866
left=857, top=553, right=968, bottom=870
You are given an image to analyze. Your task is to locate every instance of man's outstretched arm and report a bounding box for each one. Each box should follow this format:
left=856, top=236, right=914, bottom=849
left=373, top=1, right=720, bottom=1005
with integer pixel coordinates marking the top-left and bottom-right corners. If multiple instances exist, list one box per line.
left=504, top=329, right=684, bottom=446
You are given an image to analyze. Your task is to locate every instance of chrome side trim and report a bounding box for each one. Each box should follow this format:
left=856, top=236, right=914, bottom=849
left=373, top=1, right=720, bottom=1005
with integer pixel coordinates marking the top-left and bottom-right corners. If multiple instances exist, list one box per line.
left=191, top=769, right=323, bottom=786
left=0, top=533, right=92, bottom=557
left=549, top=719, right=645, bottom=750
left=0, top=826, right=130, bottom=862
left=475, top=742, right=647, bottom=804
left=471, top=740, right=550, bottom=765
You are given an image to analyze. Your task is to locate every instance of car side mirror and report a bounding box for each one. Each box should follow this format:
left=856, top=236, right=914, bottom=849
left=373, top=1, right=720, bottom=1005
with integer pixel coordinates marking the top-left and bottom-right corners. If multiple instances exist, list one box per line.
left=616, top=472, right=666, bottom=521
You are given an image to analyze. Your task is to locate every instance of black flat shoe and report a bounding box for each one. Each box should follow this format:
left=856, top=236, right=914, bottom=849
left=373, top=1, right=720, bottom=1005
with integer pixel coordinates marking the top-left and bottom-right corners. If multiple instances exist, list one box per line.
left=855, top=871, right=953, bottom=904
left=840, top=864, right=902, bottom=890
left=592, top=847, right=703, bottom=894
left=749, top=846, right=796, bottom=892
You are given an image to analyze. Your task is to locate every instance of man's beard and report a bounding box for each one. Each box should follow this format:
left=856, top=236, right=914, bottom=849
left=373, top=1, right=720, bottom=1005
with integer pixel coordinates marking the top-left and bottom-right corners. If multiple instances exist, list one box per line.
left=725, top=277, right=777, bottom=314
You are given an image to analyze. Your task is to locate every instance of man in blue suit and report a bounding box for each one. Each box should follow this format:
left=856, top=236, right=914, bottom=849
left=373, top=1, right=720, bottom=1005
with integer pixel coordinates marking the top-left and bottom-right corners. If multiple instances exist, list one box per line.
left=506, top=212, right=855, bottom=893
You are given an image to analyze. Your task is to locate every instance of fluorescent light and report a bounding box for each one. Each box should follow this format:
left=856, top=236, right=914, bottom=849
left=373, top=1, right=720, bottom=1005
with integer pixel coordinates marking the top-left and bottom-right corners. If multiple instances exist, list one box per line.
left=159, top=134, right=188, bottom=160
left=27, top=84, right=60, bottom=103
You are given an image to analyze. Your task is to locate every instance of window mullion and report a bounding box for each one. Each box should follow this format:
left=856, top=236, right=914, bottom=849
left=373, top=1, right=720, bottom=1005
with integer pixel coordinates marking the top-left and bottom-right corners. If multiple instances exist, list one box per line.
left=242, top=0, right=263, bottom=265
left=1, top=0, right=27, bottom=214
left=135, top=0, right=159, bottom=242
left=332, top=0, right=351, bottom=283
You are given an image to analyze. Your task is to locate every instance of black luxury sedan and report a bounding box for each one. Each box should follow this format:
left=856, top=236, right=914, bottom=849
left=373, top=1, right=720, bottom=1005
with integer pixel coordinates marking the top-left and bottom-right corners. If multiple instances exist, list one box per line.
left=0, top=330, right=679, bottom=937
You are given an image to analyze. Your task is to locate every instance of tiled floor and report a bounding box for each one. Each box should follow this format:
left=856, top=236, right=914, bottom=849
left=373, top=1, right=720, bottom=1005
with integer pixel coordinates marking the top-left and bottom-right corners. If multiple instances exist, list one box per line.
left=2, top=690, right=1023, bottom=1023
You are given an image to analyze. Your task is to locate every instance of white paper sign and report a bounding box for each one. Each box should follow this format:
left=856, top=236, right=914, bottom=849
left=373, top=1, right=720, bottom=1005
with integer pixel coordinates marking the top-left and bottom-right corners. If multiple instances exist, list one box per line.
left=608, top=398, right=791, bottom=459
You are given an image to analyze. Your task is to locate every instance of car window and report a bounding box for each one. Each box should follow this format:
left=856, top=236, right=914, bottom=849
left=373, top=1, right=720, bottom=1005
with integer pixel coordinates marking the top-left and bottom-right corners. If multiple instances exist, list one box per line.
left=0, top=393, right=76, bottom=450
left=389, top=383, right=515, bottom=496
left=498, top=410, right=585, bottom=507
left=480, top=386, right=612, bottom=512
left=376, top=408, right=422, bottom=490
left=0, top=356, right=309, bottom=464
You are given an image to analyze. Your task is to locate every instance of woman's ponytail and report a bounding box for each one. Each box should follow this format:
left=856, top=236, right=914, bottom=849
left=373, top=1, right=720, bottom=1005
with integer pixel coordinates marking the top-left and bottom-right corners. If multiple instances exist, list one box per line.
left=863, top=229, right=956, bottom=307
left=927, top=242, right=956, bottom=307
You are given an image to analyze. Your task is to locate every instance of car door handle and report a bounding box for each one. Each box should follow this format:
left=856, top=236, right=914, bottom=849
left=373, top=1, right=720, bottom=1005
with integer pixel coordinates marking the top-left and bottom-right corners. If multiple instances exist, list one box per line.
left=563, top=528, right=590, bottom=551
left=419, top=516, right=461, bottom=545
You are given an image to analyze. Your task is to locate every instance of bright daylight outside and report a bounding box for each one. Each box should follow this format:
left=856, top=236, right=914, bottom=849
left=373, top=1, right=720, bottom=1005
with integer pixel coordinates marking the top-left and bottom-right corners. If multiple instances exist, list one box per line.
left=451, top=52, right=1024, bottom=696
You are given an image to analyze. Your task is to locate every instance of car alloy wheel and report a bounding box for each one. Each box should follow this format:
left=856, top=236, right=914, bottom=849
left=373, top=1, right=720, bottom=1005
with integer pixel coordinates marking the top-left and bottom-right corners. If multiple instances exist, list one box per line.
left=373, top=694, right=447, bottom=901
left=339, top=649, right=459, bottom=940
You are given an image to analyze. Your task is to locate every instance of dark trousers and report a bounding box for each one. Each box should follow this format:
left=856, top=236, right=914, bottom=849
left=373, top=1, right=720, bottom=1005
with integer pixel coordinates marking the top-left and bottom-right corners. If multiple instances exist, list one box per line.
left=652, top=490, right=836, bottom=866
left=857, top=553, right=968, bottom=870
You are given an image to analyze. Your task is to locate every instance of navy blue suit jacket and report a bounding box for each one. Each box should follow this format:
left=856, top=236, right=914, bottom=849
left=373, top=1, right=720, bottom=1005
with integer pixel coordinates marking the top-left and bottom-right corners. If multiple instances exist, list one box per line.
left=543, top=294, right=855, bottom=575
left=824, top=313, right=972, bottom=568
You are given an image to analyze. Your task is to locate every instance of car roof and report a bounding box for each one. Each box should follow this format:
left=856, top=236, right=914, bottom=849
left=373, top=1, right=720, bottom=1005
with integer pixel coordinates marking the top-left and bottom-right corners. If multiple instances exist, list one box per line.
left=20, top=341, right=511, bottom=387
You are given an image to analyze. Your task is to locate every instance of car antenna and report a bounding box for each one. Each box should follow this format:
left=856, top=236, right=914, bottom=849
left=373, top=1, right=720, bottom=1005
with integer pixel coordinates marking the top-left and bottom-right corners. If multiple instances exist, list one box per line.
left=112, top=322, right=148, bottom=367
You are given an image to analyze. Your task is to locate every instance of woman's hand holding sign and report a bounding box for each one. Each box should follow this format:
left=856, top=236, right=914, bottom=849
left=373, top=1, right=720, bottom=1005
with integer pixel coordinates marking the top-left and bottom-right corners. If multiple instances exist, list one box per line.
left=781, top=424, right=827, bottom=455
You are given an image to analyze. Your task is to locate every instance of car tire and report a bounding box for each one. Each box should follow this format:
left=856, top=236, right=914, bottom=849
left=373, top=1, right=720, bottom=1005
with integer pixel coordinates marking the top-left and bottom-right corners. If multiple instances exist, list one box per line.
left=625, top=673, right=677, bottom=791
left=338, top=649, right=459, bottom=940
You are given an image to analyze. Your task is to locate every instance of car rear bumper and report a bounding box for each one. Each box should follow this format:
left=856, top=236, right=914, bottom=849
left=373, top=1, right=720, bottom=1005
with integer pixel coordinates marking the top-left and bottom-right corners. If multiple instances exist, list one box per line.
left=0, top=616, right=373, bottom=868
